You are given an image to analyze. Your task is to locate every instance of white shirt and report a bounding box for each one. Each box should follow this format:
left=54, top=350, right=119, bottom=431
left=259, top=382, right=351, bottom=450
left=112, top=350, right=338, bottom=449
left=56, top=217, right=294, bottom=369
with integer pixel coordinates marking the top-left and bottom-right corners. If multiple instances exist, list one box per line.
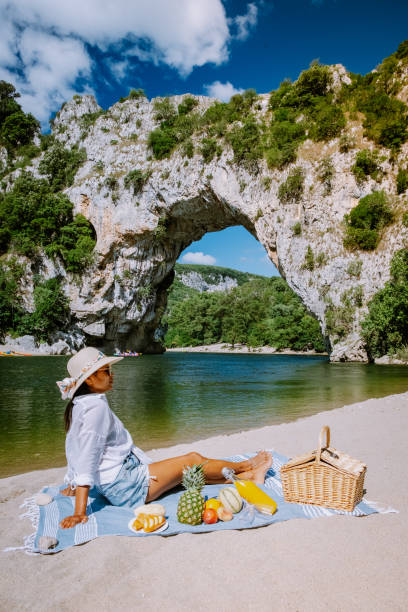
left=64, top=393, right=151, bottom=488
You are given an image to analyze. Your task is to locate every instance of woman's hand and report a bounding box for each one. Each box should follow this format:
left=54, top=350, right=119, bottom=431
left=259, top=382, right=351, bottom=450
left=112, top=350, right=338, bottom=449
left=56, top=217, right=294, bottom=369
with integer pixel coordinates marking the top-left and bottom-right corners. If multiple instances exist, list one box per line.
left=60, top=514, right=88, bottom=529
left=59, top=484, right=90, bottom=529
left=60, top=486, right=76, bottom=497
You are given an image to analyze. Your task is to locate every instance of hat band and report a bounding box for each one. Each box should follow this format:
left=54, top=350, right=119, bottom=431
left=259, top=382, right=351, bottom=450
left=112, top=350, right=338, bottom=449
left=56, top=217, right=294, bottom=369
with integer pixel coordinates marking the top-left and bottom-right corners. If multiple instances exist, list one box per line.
left=57, top=351, right=105, bottom=399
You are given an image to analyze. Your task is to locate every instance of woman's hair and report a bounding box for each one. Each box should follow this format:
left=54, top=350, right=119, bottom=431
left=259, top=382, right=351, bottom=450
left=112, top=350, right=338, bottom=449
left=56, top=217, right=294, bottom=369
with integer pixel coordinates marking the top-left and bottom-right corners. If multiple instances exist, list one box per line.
left=64, top=381, right=92, bottom=433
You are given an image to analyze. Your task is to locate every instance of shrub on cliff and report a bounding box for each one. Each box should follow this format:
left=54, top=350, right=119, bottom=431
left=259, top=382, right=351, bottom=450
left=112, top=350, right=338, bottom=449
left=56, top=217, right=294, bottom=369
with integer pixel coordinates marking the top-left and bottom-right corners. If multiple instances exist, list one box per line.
left=397, top=167, right=408, bottom=194
left=343, top=190, right=393, bottom=250
left=265, top=118, right=305, bottom=169
left=39, top=141, right=87, bottom=191
left=347, top=70, right=408, bottom=150
left=124, top=169, right=151, bottom=194
left=226, top=116, right=262, bottom=170
left=178, top=97, right=198, bottom=116
left=148, top=127, right=177, bottom=159
left=351, top=149, right=382, bottom=183
left=200, top=137, right=221, bottom=163
left=362, top=249, right=408, bottom=357
left=278, top=166, right=305, bottom=203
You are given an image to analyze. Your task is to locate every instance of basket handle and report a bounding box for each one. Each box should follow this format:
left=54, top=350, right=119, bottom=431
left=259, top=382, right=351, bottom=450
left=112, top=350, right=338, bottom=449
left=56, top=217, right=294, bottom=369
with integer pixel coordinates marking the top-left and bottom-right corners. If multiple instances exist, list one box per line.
left=316, top=426, right=330, bottom=463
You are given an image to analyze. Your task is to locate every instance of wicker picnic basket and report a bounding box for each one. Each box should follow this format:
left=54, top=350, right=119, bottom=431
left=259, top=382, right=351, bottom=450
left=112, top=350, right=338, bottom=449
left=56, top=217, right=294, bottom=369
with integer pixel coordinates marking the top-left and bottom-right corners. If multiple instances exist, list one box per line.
left=280, top=426, right=367, bottom=512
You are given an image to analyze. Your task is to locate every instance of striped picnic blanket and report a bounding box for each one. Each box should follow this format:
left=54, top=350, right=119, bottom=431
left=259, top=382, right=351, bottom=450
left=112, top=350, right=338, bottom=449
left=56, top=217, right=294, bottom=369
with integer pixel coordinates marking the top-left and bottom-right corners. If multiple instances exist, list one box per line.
left=9, top=451, right=395, bottom=554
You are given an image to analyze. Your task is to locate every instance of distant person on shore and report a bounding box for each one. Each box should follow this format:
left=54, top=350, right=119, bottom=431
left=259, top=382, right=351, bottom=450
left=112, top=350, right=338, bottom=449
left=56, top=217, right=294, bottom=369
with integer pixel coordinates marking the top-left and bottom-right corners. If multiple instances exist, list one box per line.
left=57, top=347, right=272, bottom=528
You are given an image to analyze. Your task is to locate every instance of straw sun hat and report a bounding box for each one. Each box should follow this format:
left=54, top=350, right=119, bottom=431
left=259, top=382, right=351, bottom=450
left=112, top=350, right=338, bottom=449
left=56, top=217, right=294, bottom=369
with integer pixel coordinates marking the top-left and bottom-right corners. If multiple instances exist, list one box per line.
left=56, top=347, right=123, bottom=400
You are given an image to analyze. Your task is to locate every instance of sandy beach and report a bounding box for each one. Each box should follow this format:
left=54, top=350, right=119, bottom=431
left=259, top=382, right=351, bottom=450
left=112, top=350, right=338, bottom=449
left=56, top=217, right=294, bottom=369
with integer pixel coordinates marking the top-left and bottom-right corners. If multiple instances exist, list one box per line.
left=166, top=342, right=327, bottom=355
left=1, top=393, right=407, bottom=611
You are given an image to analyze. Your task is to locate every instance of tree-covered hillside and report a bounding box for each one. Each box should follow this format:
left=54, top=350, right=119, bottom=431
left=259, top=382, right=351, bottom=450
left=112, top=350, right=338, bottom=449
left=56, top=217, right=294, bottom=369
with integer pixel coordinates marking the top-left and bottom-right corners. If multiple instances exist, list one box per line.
left=164, top=265, right=326, bottom=352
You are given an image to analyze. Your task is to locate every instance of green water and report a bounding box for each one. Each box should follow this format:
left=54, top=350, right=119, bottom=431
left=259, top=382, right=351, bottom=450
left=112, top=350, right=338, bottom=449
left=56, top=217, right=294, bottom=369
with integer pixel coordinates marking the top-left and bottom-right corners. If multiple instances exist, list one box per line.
left=0, top=353, right=407, bottom=478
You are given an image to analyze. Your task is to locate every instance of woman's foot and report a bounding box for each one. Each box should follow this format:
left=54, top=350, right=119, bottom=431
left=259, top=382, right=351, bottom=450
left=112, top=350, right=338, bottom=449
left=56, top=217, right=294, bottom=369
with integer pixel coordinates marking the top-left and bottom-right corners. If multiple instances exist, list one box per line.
left=236, top=452, right=273, bottom=484
left=247, top=450, right=272, bottom=470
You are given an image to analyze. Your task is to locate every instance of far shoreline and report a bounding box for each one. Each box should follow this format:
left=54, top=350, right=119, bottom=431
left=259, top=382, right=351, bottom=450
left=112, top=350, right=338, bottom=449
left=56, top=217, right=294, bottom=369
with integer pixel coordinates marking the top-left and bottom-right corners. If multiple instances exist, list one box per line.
left=166, top=342, right=328, bottom=356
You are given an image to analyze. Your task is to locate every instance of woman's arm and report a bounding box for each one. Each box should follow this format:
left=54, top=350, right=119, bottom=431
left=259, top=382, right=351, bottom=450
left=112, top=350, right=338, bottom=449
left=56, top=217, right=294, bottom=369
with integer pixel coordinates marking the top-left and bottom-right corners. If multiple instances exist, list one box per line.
left=59, top=485, right=90, bottom=529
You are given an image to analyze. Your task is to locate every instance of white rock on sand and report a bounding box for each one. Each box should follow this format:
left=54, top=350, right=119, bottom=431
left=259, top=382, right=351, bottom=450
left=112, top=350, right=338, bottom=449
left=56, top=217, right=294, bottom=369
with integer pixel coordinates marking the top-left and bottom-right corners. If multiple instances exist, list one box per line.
left=1, top=394, right=407, bottom=611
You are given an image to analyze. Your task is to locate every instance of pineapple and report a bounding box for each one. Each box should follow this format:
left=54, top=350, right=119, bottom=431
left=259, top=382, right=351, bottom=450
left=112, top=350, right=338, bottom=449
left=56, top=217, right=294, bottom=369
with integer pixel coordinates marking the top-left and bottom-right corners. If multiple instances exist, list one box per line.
left=177, top=463, right=206, bottom=525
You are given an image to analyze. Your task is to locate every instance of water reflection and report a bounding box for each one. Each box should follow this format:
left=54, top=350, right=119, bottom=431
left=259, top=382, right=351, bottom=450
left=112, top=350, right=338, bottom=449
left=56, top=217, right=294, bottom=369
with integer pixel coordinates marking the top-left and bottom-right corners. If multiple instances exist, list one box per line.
left=0, top=353, right=407, bottom=477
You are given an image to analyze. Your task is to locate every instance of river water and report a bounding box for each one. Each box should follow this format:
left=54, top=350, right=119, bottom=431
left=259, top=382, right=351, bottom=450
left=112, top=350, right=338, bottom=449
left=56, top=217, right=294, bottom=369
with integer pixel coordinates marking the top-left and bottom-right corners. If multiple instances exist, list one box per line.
left=0, top=352, right=407, bottom=478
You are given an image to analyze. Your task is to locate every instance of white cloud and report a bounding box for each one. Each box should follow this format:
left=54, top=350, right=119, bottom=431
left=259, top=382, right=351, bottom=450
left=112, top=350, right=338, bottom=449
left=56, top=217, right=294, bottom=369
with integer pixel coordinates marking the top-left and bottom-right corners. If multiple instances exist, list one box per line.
left=0, top=0, right=261, bottom=122
left=182, top=252, right=216, bottom=265
left=204, top=80, right=244, bottom=101
left=231, top=2, right=258, bottom=41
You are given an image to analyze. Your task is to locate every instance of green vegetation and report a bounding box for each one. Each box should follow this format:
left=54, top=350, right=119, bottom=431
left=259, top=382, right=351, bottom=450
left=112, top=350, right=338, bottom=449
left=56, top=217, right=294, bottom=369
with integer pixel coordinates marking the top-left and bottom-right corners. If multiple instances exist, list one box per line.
left=341, top=41, right=408, bottom=150
left=343, top=190, right=393, bottom=250
left=0, top=258, right=26, bottom=337
left=148, top=96, right=201, bottom=160
left=268, top=63, right=344, bottom=161
left=154, top=216, right=168, bottom=241
left=0, top=81, right=95, bottom=341
left=318, top=157, right=334, bottom=195
left=178, top=97, right=198, bottom=115
left=0, top=172, right=95, bottom=271
left=164, top=270, right=325, bottom=351
left=119, top=88, right=146, bottom=103
left=79, top=110, right=105, bottom=137
left=38, top=141, right=87, bottom=191
left=339, top=133, right=354, bottom=153
left=302, top=245, right=315, bottom=271
left=124, top=169, right=151, bottom=194
left=200, top=137, right=221, bottom=163
left=397, top=167, right=408, bottom=194
left=351, top=149, right=382, bottom=184
left=292, top=221, right=302, bottom=236
left=23, top=278, right=71, bottom=341
left=0, top=267, right=71, bottom=343
left=145, top=43, right=407, bottom=168
left=226, top=116, right=262, bottom=170
left=278, top=166, right=305, bottom=203
left=104, top=176, right=118, bottom=191
left=325, top=287, right=363, bottom=341
left=362, top=249, right=408, bottom=357
left=0, top=81, right=39, bottom=153
left=347, top=259, right=363, bottom=278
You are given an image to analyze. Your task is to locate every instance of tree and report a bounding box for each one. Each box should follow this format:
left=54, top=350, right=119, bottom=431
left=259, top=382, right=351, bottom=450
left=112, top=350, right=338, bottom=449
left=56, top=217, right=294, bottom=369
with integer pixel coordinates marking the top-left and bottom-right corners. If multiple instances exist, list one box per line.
left=1, top=111, right=39, bottom=149
left=0, top=81, right=21, bottom=125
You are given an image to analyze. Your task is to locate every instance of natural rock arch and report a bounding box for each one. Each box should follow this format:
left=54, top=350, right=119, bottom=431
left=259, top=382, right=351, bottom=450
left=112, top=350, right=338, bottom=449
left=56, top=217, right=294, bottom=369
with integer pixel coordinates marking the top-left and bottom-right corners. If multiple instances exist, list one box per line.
left=28, top=87, right=407, bottom=361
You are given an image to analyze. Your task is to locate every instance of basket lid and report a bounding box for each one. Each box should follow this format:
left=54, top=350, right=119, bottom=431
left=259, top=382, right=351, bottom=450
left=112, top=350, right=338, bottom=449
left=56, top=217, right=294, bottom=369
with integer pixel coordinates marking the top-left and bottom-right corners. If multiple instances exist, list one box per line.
left=281, top=426, right=366, bottom=476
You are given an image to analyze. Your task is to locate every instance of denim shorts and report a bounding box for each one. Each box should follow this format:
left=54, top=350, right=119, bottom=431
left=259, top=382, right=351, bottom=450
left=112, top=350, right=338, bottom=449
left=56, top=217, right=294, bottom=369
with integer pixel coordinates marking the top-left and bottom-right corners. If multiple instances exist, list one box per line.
left=96, top=453, right=150, bottom=508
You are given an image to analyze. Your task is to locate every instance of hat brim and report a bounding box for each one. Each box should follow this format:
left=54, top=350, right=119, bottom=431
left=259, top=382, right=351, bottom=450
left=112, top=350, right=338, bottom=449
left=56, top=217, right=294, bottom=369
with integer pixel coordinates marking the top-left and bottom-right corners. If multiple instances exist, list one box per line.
left=67, top=355, right=124, bottom=399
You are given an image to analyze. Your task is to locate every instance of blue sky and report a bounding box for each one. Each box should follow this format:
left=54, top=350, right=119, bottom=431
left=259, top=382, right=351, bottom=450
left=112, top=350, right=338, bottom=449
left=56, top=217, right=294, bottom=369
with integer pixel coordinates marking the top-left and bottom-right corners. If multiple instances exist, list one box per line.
left=1, top=0, right=407, bottom=276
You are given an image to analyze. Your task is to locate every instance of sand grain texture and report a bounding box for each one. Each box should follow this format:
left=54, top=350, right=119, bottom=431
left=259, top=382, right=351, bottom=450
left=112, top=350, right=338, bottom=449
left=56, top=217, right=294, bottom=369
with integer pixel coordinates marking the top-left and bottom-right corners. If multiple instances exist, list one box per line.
left=1, top=393, right=407, bottom=611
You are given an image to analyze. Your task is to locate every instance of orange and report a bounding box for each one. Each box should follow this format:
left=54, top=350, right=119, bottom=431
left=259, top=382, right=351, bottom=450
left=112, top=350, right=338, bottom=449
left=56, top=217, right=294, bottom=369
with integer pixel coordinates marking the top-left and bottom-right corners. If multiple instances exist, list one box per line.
left=204, top=498, right=221, bottom=511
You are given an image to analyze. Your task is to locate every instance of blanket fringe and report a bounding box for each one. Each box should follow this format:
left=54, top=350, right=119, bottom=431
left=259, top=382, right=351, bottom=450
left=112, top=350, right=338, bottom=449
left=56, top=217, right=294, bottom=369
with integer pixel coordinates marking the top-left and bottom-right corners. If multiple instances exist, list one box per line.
left=364, top=498, right=399, bottom=514
left=3, top=494, right=40, bottom=555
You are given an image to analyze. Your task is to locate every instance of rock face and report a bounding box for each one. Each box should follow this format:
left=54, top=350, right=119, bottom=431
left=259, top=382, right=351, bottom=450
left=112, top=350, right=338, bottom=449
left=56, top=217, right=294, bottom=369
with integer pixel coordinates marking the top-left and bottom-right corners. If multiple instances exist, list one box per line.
left=177, top=270, right=238, bottom=293
left=7, top=68, right=408, bottom=361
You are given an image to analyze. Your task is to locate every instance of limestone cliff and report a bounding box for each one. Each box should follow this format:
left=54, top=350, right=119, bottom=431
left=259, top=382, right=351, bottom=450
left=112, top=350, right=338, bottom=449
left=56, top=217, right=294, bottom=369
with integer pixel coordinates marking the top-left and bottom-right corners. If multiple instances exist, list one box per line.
left=3, top=54, right=408, bottom=361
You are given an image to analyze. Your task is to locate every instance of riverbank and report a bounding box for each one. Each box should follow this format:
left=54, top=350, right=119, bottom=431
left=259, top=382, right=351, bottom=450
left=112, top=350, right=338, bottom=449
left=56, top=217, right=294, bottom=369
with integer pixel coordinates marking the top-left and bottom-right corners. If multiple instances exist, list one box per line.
left=166, top=342, right=327, bottom=355
left=1, top=393, right=407, bottom=610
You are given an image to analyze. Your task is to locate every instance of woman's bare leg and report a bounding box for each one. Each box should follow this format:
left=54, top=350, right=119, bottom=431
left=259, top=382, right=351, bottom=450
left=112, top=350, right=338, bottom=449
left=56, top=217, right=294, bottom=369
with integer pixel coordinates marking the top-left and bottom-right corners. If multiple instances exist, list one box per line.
left=146, top=451, right=272, bottom=502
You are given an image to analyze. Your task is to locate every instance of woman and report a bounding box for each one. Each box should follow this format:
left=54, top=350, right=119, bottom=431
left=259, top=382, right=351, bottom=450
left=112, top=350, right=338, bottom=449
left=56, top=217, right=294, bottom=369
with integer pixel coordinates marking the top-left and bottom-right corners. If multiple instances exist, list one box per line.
left=57, top=347, right=272, bottom=529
